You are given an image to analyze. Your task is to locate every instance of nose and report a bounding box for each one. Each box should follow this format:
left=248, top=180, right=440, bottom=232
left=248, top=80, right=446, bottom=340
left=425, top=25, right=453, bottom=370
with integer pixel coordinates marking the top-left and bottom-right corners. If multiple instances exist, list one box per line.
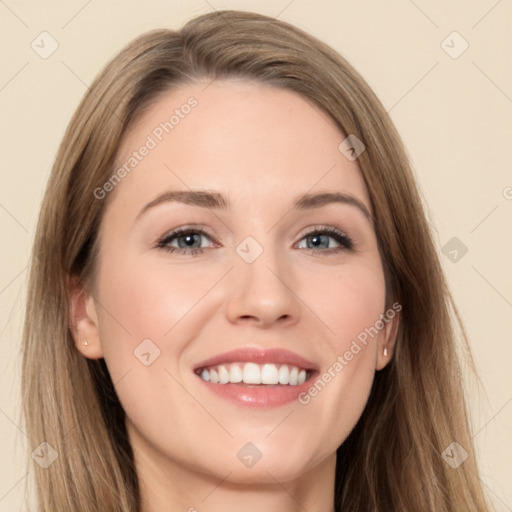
left=224, top=238, right=301, bottom=329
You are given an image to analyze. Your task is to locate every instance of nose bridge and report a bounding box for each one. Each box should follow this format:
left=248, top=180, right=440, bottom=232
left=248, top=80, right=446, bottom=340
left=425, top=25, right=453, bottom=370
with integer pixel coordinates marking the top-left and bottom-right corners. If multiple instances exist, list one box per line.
left=225, top=232, right=300, bottom=326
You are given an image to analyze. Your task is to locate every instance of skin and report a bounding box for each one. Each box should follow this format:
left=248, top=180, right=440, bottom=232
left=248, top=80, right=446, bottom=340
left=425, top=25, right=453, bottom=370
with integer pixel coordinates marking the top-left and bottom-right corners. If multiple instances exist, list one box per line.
left=70, top=79, right=399, bottom=512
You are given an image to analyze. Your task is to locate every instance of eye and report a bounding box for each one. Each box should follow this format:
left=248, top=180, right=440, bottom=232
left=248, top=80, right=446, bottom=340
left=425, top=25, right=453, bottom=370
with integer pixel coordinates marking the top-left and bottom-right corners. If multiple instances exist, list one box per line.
left=156, top=226, right=216, bottom=256
left=156, top=225, right=354, bottom=257
left=296, top=226, right=353, bottom=254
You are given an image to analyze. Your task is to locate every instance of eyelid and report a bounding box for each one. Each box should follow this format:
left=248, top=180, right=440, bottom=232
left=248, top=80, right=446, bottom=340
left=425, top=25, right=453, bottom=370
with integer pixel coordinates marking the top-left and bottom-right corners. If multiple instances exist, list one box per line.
left=296, top=224, right=350, bottom=240
left=155, top=224, right=218, bottom=247
left=158, top=223, right=216, bottom=240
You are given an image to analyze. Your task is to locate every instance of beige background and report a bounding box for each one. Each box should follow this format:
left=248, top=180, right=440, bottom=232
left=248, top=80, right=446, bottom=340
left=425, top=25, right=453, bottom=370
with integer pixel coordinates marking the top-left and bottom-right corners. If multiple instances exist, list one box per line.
left=1, top=1, right=511, bottom=510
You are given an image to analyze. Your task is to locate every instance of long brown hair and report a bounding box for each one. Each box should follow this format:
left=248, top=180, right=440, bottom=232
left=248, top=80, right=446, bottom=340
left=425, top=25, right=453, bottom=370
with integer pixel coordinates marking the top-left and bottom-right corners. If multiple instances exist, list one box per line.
left=21, top=10, right=493, bottom=511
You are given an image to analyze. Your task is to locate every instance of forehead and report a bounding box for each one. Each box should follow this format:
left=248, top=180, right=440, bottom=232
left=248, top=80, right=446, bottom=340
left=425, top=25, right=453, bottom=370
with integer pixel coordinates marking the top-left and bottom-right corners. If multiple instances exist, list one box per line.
left=110, top=79, right=372, bottom=217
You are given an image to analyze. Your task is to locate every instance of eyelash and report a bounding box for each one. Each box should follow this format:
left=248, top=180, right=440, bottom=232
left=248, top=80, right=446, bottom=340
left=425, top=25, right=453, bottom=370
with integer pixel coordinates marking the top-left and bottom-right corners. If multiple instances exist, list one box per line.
left=155, top=225, right=354, bottom=257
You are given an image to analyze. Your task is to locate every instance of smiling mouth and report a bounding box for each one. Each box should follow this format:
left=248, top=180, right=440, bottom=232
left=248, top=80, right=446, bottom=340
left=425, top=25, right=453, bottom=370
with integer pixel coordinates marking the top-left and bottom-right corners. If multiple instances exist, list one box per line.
left=195, top=362, right=312, bottom=386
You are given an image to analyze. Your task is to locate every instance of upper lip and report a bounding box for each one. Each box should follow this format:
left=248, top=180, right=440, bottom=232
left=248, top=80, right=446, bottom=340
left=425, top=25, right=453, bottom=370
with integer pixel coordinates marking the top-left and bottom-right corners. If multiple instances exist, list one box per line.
left=193, top=347, right=319, bottom=372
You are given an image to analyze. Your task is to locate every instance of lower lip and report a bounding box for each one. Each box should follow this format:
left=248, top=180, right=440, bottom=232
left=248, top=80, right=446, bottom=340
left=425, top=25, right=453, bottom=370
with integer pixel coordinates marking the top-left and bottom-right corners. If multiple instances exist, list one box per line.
left=196, top=374, right=316, bottom=408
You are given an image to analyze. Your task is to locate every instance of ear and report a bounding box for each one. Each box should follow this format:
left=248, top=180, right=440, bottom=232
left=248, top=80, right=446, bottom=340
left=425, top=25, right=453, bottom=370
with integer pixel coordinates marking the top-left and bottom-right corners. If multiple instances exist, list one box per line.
left=375, top=304, right=401, bottom=371
left=68, top=275, right=104, bottom=359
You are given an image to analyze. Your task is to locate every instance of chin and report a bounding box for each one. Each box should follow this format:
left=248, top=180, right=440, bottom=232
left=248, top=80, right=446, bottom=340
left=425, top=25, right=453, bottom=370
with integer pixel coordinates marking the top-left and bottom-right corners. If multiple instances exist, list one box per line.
left=216, top=461, right=314, bottom=485
left=194, top=442, right=325, bottom=485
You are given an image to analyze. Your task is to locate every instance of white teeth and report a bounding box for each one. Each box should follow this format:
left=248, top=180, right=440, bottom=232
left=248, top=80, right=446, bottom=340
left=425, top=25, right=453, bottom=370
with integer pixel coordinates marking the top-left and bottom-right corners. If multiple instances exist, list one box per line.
left=197, top=362, right=310, bottom=386
left=218, top=365, right=229, bottom=384
left=289, top=366, right=298, bottom=386
left=278, top=365, right=289, bottom=384
left=261, top=363, right=279, bottom=384
left=243, top=362, right=261, bottom=384
left=229, top=364, right=243, bottom=383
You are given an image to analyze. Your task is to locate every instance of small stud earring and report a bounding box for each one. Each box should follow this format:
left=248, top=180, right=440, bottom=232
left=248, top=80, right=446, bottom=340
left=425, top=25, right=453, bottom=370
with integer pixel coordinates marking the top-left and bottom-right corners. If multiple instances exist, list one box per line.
left=383, top=347, right=388, bottom=357
left=83, top=338, right=88, bottom=347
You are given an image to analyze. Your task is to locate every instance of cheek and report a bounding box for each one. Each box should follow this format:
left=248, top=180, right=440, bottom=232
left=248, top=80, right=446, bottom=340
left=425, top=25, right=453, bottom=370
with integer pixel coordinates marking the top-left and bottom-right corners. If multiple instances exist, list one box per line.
left=308, top=260, right=386, bottom=349
left=92, top=252, right=200, bottom=379
left=97, top=251, right=211, bottom=335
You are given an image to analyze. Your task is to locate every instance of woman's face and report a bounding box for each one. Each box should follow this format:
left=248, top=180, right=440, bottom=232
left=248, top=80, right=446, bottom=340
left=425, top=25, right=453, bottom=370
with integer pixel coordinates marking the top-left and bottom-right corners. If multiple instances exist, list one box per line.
left=77, top=79, right=398, bottom=485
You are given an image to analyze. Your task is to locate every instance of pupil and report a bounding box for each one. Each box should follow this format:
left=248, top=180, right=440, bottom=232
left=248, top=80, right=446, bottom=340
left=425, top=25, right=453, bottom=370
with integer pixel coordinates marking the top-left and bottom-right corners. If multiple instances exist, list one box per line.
left=311, top=235, right=327, bottom=248
left=180, top=234, right=198, bottom=248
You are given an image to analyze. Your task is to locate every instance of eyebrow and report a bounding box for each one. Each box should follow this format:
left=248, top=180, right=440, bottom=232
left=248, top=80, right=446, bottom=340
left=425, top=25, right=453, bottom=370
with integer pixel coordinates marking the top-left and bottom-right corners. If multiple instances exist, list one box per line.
left=135, top=189, right=373, bottom=224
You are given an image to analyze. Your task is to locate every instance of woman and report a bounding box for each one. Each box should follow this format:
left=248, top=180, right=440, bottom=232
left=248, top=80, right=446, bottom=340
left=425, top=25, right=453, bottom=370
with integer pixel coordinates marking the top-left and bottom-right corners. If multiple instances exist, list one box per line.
left=22, top=9, right=493, bottom=511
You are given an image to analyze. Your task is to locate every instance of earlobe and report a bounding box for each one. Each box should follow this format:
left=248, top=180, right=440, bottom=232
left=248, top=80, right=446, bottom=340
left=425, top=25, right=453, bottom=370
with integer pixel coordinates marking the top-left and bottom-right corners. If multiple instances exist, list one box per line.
left=68, top=275, right=104, bottom=359
left=375, top=307, right=401, bottom=371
